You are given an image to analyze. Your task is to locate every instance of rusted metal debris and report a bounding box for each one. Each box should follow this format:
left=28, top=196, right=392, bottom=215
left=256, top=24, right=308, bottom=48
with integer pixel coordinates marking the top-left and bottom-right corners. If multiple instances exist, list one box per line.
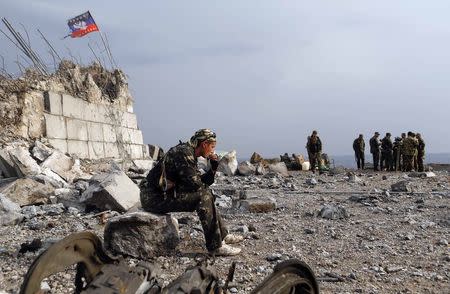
left=19, top=231, right=319, bottom=294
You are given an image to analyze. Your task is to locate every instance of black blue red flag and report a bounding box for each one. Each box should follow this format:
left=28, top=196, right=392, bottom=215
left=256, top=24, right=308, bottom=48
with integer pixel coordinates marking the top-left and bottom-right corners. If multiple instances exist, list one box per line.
left=67, top=11, right=99, bottom=38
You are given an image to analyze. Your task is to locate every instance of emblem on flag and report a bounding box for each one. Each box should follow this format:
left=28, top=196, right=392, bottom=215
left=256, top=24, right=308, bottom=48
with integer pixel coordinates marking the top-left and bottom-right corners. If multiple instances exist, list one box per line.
left=67, top=11, right=99, bottom=38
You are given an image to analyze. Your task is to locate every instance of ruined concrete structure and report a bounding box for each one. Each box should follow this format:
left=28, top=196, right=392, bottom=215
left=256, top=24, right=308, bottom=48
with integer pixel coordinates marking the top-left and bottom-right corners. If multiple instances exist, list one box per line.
left=0, top=61, right=149, bottom=161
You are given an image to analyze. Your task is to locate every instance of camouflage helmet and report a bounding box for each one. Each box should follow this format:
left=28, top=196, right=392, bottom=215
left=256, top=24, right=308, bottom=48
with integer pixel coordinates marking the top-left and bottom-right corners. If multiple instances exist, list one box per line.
left=189, top=129, right=217, bottom=147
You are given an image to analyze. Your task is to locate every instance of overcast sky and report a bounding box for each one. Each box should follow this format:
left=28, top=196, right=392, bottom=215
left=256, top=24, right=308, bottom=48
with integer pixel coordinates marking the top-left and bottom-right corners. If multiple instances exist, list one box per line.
left=1, top=1, right=450, bottom=158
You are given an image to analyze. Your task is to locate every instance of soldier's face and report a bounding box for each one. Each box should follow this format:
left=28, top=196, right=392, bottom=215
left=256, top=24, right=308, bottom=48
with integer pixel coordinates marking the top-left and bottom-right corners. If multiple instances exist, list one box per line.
left=200, top=141, right=216, bottom=157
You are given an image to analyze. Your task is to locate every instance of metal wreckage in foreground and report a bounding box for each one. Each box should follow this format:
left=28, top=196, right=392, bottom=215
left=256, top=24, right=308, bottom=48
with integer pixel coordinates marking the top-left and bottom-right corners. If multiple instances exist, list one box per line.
left=19, top=232, right=319, bottom=294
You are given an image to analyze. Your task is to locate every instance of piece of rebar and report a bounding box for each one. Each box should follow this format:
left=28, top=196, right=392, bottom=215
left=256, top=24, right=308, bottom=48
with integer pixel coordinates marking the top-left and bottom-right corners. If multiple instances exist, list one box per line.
left=37, top=29, right=62, bottom=62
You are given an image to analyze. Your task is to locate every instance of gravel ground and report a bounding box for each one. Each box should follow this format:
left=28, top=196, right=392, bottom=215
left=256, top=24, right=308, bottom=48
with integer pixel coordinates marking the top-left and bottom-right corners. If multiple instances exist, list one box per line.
left=1, top=169, right=449, bottom=293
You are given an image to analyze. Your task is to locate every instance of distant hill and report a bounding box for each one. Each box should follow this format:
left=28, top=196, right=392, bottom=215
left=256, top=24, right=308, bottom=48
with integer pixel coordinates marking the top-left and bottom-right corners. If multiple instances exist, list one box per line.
left=331, top=153, right=450, bottom=168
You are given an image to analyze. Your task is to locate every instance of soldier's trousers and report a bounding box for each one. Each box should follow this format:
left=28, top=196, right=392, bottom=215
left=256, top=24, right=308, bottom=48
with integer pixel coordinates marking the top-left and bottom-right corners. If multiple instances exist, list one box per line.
left=140, top=183, right=228, bottom=251
left=308, top=152, right=322, bottom=173
left=380, top=151, right=393, bottom=171
left=403, top=155, right=414, bottom=172
left=355, top=152, right=364, bottom=169
left=372, top=151, right=380, bottom=171
left=417, top=153, right=425, bottom=172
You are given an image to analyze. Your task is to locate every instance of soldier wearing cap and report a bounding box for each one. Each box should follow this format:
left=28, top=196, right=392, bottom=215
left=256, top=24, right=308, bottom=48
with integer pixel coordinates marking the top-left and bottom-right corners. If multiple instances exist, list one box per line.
left=369, top=132, right=381, bottom=171
left=306, top=130, right=323, bottom=174
left=140, top=129, right=242, bottom=256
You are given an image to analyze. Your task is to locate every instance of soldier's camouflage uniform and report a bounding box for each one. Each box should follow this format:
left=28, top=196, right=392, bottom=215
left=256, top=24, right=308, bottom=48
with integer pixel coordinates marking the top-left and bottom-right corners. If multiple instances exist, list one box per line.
left=306, top=136, right=322, bottom=173
left=380, top=136, right=394, bottom=171
left=413, top=137, right=419, bottom=171
left=401, top=136, right=418, bottom=172
left=369, top=136, right=381, bottom=171
left=140, top=142, right=227, bottom=251
left=352, top=138, right=365, bottom=169
left=417, top=136, right=426, bottom=172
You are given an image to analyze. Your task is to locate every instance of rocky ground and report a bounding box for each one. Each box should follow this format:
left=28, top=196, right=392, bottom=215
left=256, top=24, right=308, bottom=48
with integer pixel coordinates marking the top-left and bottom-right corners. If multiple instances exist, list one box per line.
left=1, top=168, right=449, bottom=294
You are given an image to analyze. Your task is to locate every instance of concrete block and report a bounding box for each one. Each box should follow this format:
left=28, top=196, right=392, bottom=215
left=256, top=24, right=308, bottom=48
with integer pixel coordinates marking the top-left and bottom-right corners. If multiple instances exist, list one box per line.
left=88, top=142, right=105, bottom=159
left=44, top=113, right=66, bottom=139
left=143, top=145, right=150, bottom=158
left=9, top=146, right=41, bottom=177
left=48, top=139, right=68, bottom=154
left=103, top=124, right=117, bottom=143
left=104, top=143, right=119, bottom=158
left=132, top=159, right=154, bottom=171
left=41, top=150, right=74, bottom=181
left=80, top=169, right=141, bottom=212
left=104, top=212, right=179, bottom=259
left=130, top=129, right=144, bottom=145
left=129, top=144, right=143, bottom=159
left=119, top=128, right=132, bottom=143
left=45, top=92, right=62, bottom=115
left=84, top=103, right=107, bottom=123
left=87, top=122, right=104, bottom=141
left=62, top=94, right=85, bottom=119
left=104, top=108, right=122, bottom=126
left=122, top=112, right=138, bottom=129
left=66, top=118, right=88, bottom=141
left=67, top=140, right=89, bottom=158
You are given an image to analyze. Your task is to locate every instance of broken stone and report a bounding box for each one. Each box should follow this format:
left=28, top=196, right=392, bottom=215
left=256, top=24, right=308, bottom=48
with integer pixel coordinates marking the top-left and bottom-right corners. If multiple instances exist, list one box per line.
left=40, top=150, right=74, bottom=182
left=197, top=156, right=210, bottom=173
left=318, top=204, right=349, bottom=220
left=391, top=181, right=412, bottom=192
left=0, top=194, right=24, bottom=226
left=132, top=159, right=154, bottom=172
left=80, top=168, right=140, bottom=212
left=9, top=146, right=41, bottom=177
left=2, top=178, right=54, bottom=206
left=250, top=152, right=263, bottom=164
left=104, top=211, right=180, bottom=259
left=218, top=150, right=238, bottom=176
left=33, top=168, right=68, bottom=188
left=306, top=178, right=318, bottom=186
left=408, top=171, right=436, bottom=178
left=268, top=162, right=289, bottom=177
left=255, top=162, right=266, bottom=175
left=31, top=141, right=53, bottom=162
left=237, top=161, right=256, bottom=176
left=0, top=147, right=19, bottom=178
left=301, top=161, right=311, bottom=171
left=234, top=197, right=277, bottom=213
left=215, top=194, right=232, bottom=209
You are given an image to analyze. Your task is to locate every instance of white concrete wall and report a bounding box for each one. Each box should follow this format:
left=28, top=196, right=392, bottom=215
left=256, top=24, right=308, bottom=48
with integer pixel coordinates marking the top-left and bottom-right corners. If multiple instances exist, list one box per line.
left=42, top=91, right=147, bottom=160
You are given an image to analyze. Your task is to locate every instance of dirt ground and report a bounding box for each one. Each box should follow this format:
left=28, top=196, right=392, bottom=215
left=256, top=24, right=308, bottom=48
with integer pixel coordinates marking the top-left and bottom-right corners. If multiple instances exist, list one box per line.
left=1, top=169, right=449, bottom=293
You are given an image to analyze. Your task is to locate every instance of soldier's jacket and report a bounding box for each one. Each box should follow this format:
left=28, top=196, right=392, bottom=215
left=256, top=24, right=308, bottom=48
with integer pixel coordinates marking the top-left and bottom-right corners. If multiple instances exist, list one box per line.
left=146, top=142, right=215, bottom=193
left=418, top=138, right=426, bottom=154
left=369, top=136, right=381, bottom=154
left=307, top=136, right=322, bottom=154
left=353, top=138, right=365, bottom=154
left=402, top=137, right=419, bottom=156
left=381, top=137, right=393, bottom=153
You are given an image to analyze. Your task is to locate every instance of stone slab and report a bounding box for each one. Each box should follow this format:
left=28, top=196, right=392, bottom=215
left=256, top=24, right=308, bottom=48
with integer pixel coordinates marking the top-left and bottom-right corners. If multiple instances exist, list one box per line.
left=67, top=140, right=89, bottom=158
left=44, top=113, right=66, bottom=139
left=87, top=122, right=104, bottom=142
left=66, top=118, right=88, bottom=141
left=48, top=139, right=68, bottom=154
left=46, top=92, right=62, bottom=115
left=88, top=142, right=105, bottom=159
left=62, top=94, right=85, bottom=119
left=103, top=124, right=117, bottom=143
left=121, top=112, right=138, bottom=129
left=129, top=144, right=144, bottom=159
left=104, top=143, right=119, bottom=158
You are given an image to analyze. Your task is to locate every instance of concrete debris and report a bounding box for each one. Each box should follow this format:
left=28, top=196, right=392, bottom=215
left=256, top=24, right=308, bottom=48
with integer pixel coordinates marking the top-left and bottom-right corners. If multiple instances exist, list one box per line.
left=104, top=212, right=180, bottom=259
left=2, top=178, right=54, bottom=206
left=237, top=161, right=256, bottom=176
left=233, top=197, right=277, bottom=213
left=0, top=147, right=19, bottom=178
left=9, top=146, right=41, bottom=177
left=148, top=145, right=164, bottom=161
left=80, top=168, right=140, bottom=212
left=391, top=181, right=412, bottom=192
left=255, top=162, right=267, bottom=175
left=268, top=162, right=289, bottom=177
left=31, top=141, right=53, bottom=162
left=40, top=150, right=73, bottom=182
left=408, top=171, right=436, bottom=178
left=218, top=150, right=238, bottom=176
left=0, top=193, right=24, bottom=226
left=318, top=204, right=349, bottom=220
left=250, top=152, right=264, bottom=164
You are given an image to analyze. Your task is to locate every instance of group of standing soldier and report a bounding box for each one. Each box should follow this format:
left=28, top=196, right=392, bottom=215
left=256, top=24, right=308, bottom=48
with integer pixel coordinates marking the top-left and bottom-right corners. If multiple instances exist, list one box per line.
left=353, top=131, right=426, bottom=172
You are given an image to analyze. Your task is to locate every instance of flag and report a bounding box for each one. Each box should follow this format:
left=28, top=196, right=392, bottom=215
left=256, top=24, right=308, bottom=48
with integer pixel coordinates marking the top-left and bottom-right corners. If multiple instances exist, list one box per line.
left=67, top=11, right=99, bottom=38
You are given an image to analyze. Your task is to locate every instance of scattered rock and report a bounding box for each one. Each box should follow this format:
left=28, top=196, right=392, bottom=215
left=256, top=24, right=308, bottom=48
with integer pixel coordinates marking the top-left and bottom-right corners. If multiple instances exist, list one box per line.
left=31, top=141, right=53, bottom=162
left=408, top=171, right=436, bottom=178
left=237, top=161, right=256, bottom=176
left=391, top=181, right=412, bottom=192
left=318, top=204, right=349, bottom=220
left=218, top=150, right=238, bottom=176
left=104, top=212, right=180, bottom=259
left=234, top=197, right=277, bottom=213
left=0, top=194, right=24, bottom=226
left=2, top=178, right=54, bottom=206
left=268, top=162, right=289, bottom=177
left=40, top=150, right=74, bottom=182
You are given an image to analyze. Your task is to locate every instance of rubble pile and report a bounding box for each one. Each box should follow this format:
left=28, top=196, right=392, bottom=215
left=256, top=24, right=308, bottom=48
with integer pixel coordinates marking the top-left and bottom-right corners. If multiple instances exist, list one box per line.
left=0, top=149, right=448, bottom=293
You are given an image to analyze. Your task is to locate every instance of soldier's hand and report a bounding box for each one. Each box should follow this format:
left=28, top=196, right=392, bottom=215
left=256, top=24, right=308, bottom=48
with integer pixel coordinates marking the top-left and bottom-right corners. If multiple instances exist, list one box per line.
left=209, top=154, right=219, bottom=171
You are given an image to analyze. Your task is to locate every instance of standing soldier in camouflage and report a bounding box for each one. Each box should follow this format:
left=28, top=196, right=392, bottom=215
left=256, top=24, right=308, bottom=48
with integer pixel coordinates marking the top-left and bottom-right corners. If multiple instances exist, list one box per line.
left=402, top=132, right=419, bottom=172
left=352, top=134, right=365, bottom=170
left=380, top=133, right=394, bottom=171
left=393, top=137, right=402, bottom=171
left=399, top=133, right=406, bottom=171
left=416, top=133, right=426, bottom=172
left=140, top=129, right=242, bottom=256
left=306, top=130, right=323, bottom=174
left=369, top=132, right=381, bottom=171
left=412, top=133, right=420, bottom=171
